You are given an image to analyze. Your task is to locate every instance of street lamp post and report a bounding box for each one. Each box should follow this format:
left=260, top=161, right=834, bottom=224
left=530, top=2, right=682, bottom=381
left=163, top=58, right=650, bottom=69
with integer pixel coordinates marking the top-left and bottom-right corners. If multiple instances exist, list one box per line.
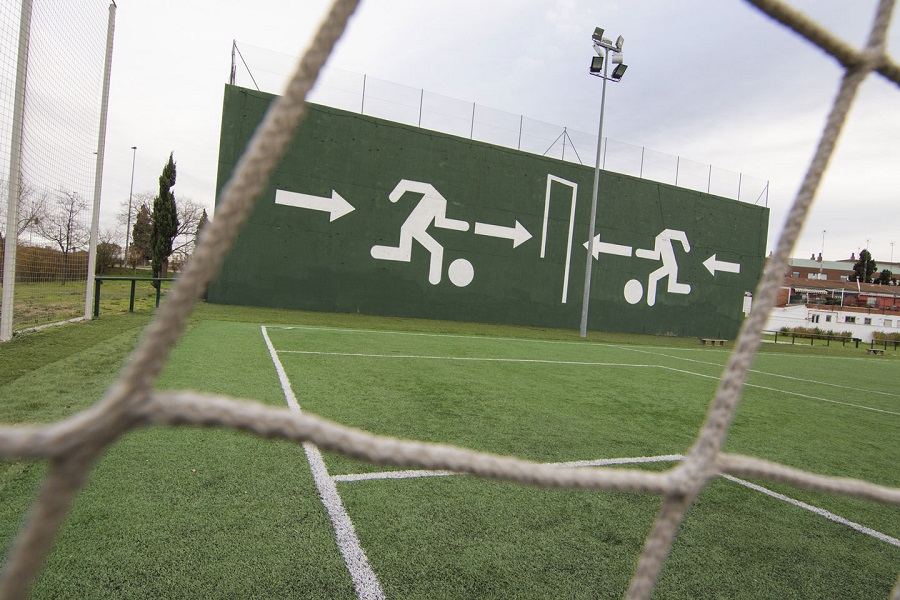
left=580, top=27, right=628, bottom=338
left=124, top=146, right=136, bottom=268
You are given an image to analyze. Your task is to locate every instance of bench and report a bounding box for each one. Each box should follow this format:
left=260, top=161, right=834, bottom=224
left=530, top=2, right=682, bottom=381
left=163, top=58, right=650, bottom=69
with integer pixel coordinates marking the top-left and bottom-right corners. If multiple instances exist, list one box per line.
left=701, top=338, right=727, bottom=346
left=866, top=348, right=885, bottom=356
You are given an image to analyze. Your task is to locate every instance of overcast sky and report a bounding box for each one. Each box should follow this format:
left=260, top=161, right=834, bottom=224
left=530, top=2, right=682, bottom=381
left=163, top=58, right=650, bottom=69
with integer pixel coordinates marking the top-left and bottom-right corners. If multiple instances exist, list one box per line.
left=99, top=0, right=899, bottom=264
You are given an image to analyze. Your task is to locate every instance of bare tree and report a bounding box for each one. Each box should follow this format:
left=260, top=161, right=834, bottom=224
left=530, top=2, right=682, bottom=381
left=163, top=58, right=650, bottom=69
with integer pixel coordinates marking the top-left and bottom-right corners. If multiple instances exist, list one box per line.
left=0, top=179, right=49, bottom=247
left=171, top=197, right=207, bottom=257
left=116, top=191, right=153, bottom=230
left=38, top=190, right=90, bottom=283
left=96, top=227, right=122, bottom=274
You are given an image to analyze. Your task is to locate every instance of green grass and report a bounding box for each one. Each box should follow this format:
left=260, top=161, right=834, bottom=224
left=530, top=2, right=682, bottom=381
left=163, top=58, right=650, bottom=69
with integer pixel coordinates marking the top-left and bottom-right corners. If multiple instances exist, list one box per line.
left=0, top=304, right=897, bottom=598
left=0, top=270, right=174, bottom=332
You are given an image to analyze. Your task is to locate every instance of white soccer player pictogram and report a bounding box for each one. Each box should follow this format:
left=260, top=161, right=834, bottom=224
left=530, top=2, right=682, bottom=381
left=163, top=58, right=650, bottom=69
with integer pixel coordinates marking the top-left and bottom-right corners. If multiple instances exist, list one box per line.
left=370, top=179, right=470, bottom=285
left=632, top=228, right=692, bottom=306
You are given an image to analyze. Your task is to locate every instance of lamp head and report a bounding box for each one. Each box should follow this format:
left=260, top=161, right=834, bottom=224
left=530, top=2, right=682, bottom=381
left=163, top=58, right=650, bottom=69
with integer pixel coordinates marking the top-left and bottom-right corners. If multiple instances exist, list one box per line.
left=589, top=55, right=604, bottom=74
left=616, top=35, right=624, bottom=51
left=611, top=63, right=628, bottom=80
left=592, top=27, right=604, bottom=43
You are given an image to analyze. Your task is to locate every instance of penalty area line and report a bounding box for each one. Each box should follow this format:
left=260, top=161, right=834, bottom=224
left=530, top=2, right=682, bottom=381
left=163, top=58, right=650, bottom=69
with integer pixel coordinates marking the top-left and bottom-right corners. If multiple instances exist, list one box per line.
left=722, top=475, right=900, bottom=548
left=332, top=452, right=898, bottom=548
left=261, top=327, right=385, bottom=600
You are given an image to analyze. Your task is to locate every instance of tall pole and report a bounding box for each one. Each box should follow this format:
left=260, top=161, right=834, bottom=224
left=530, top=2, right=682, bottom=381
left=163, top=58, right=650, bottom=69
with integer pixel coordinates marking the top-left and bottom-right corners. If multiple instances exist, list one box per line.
left=818, top=229, right=825, bottom=279
left=1, top=0, right=33, bottom=342
left=83, top=1, right=117, bottom=321
left=124, top=145, right=137, bottom=267
left=580, top=47, right=609, bottom=338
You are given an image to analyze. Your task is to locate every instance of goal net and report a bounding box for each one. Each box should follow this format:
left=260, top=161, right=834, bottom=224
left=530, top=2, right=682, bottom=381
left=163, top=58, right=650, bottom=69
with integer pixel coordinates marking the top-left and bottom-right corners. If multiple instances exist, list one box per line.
left=0, top=1, right=897, bottom=598
left=0, top=0, right=111, bottom=336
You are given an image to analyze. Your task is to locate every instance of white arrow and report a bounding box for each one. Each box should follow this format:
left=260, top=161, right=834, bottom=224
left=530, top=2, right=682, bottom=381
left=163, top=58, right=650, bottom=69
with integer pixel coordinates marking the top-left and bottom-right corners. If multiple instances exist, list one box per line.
left=703, top=254, right=741, bottom=275
left=474, top=220, right=532, bottom=248
left=275, top=188, right=355, bottom=222
left=583, top=234, right=633, bottom=260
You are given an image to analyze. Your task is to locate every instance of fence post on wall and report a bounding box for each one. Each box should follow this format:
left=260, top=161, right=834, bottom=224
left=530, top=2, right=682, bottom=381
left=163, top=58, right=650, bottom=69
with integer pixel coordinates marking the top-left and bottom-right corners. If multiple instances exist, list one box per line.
left=562, top=128, right=567, bottom=161
left=517, top=115, right=523, bottom=150
left=639, top=147, right=645, bottom=178
left=0, top=0, right=33, bottom=342
left=675, top=156, right=680, bottom=186
left=707, top=165, right=712, bottom=193
left=360, top=74, right=366, bottom=114
left=737, top=172, right=742, bottom=201
left=470, top=102, right=475, bottom=139
left=418, top=89, right=423, bottom=127
left=84, top=1, right=116, bottom=322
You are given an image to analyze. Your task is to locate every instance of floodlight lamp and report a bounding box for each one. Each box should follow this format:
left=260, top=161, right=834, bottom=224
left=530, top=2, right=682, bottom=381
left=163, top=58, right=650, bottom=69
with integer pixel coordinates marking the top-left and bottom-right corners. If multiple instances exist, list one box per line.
left=590, top=55, right=604, bottom=74
left=616, top=35, right=624, bottom=51
left=592, top=27, right=605, bottom=43
left=593, top=43, right=604, bottom=56
left=611, top=53, right=624, bottom=64
left=611, top=63, right=628, bottom=80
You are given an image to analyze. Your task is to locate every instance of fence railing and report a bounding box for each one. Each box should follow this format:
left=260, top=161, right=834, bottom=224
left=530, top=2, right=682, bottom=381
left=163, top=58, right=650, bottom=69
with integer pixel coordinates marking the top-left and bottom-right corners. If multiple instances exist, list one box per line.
left=230, top=41, right=769, bottom=206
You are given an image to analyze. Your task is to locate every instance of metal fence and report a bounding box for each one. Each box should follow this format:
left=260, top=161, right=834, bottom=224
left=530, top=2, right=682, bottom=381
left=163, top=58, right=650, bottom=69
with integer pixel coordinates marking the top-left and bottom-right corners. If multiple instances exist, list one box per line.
left=231, top=41, right=770, bottom=206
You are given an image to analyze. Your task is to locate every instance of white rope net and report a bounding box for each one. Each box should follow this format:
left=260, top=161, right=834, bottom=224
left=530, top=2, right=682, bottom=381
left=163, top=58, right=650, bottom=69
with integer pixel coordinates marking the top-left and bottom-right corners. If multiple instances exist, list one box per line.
left=1, top=0, right=899, bottom=598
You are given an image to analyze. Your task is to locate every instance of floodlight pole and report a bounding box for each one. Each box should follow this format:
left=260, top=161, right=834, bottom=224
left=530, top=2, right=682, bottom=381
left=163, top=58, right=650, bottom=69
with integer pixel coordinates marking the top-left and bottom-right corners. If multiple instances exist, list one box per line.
left=580, top=30, right=625, bottom=338
left=124, top=145, right=137, bottom=268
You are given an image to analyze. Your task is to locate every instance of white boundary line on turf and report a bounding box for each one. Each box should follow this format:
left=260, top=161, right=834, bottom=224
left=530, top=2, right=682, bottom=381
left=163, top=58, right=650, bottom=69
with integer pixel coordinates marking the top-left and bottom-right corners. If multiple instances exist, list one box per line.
left=333, top=455, right=685, bottom=482
left=275, top=348, right=900, bottom=416
left=332, top=454, right=898, bottom=549
left=606, top=345, right=900, bottom=399
left=656, top=366, right=900, bottom=416
left=279, top=350, right=652, bottom=369
left=261, top=327, right=385, bottom=600
left=265, top=324, right=898, bottom=363
left=722, top=475, right=900, bottom=547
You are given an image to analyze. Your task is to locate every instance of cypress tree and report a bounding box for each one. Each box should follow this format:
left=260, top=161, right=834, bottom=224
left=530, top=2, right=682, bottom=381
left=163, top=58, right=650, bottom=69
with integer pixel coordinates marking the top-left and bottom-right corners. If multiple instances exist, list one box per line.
left=151, top=153, right=180, bottom=283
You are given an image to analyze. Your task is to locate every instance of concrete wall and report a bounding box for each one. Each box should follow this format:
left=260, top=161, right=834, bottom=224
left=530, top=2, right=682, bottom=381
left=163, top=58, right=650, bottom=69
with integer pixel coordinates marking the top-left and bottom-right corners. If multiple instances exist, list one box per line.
left=209, top=85, right=770, bottom=338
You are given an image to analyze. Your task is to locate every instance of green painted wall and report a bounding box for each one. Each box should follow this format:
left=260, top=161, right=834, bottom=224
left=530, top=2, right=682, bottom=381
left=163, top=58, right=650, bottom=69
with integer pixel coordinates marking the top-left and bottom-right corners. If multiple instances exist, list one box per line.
left=209, top=85, right=769, bottom=338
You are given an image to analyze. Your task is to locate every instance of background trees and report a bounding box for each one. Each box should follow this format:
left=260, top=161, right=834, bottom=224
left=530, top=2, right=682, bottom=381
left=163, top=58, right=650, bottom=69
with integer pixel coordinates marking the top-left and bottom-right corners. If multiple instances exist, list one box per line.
left=0, top=180, right=48, bottom=247
left=851, top=249, right=877, bottom=283
left=129, top=204, right=152, bottom=269
left=37, top=190, right=90, bottom=283
left=150, top=153, right=179, bottom=281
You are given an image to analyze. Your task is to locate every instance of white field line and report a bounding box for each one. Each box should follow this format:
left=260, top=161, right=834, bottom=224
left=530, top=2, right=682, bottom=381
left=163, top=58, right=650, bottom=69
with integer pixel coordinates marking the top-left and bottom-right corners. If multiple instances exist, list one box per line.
left=261, top=327, right=385, bottom=600
left=276, top=349, right=900, bottom=416
left=265, top=324, right=899, bottom=363
left=332, top=457, right=898, bottom=549
left=278, top=350, right=651, bottom=369
left=607, top=345, right=900, bottom=399
left=657, top=366, right=900, bottom=416
left=722, top=475, right=900, bottom=547
left=333, top=455, right=685, bottom=482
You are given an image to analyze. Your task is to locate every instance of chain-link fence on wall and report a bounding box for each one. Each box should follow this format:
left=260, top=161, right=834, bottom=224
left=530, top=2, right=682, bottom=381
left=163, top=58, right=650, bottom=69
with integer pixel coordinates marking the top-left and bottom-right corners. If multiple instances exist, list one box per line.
left=0, top=0, right=113, bottom=339
left=231, top=41, right=770, bottom=206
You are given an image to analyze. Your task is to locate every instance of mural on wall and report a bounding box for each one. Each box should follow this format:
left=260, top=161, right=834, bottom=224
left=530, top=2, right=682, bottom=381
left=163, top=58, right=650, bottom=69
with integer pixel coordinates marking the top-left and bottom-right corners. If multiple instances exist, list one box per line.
left=210, top=86, right=769, bottom=338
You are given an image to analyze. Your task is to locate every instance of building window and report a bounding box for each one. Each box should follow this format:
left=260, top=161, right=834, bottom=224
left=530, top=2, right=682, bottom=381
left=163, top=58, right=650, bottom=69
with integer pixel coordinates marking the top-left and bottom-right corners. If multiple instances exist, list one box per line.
left=825, top=315, right=832, bottom=322
left=792, top=272, right=800, bottom=278
left=864, top=317, right=872, bottom=325
left=845, top=316, right=856, bottom=324
left=885, top=320, right=892, bottom=328
left=810, top=314, right=820, bottom=323
left=840, top=275, right=849, bottom=281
